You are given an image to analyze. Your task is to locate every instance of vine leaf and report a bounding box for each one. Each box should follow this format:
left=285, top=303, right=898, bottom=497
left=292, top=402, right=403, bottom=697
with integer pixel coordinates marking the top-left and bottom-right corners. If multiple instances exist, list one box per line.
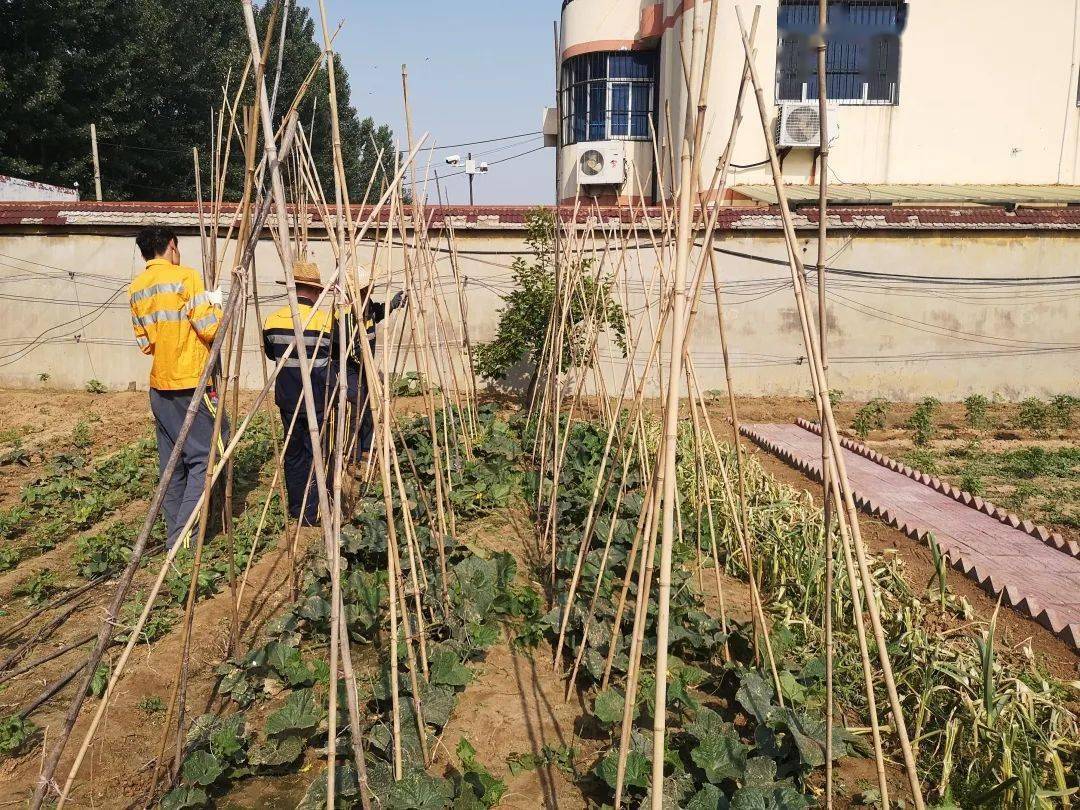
left=736, top=670, right=777, bottom=725
left=160, top=786, right=209, bottom=810
left=265, top=688, right=324, bottom=737
left=729, top=785, right=810, bottom=810
left=430, top=648, right=472, bottom=687
left=248, top=735, right=304, bottom=769
left=386, top=766, right=454, bottom=809
left=592, top=688, right=626, bottom=726
left=180, top=749, right=223, bottom=787
left=690, top=721, right=748, bottom=784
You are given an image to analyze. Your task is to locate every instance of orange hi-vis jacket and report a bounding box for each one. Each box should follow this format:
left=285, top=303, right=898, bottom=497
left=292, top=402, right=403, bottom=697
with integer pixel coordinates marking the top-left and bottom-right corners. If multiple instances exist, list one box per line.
left=129, top=259, right=223, bottom=390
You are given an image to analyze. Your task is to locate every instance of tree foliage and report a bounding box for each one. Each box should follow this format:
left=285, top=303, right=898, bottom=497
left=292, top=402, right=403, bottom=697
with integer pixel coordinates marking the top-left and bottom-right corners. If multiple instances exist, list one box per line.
left=473, top=208, right=627, bottom=391
left=0, top=0, right=394, bottom=201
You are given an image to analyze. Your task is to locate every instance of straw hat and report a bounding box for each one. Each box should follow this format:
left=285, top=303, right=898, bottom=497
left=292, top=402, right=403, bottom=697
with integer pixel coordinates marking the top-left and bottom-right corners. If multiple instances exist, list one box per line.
left=279, top=261, right=323, bottom=288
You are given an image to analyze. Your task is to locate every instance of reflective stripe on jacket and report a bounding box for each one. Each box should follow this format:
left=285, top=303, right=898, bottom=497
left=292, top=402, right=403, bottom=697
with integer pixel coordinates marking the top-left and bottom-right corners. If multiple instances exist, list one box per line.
left=262, top=302, right=336, bottom=413
left=129, top=259, right=222, bottom=390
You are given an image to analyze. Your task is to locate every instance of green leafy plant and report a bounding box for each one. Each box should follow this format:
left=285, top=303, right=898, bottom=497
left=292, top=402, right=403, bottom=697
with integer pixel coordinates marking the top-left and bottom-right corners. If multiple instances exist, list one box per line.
left=1016, top=397, right=1050, bottom=435
left=13, top=569, right=58, bottom=605
left=0, top=714, right=37, bottom=759
left=1050, top=394, right=1078, bottom=429
left=0, top=545, right=21, bottom=572
left=828, top=389, right=844, bottom=409
left=907, top=397, right=940, bottom=446
left=456, top=737, right=508, bottom=808
left=138, top=695, right=165, bottom=714
left=85, top=379, right=107, bottom=394
left=963, top=394, right=991, bottom=429
left=473, top=208, right=627, bottom=395
left=38, top=372, right=50, bottom=383
left=852, top=398, right=890, bottom=439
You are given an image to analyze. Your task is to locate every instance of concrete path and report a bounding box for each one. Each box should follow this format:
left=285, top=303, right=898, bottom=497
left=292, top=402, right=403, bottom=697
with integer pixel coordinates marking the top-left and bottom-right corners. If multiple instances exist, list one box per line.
left=742, top=421, right=1080, bottom=651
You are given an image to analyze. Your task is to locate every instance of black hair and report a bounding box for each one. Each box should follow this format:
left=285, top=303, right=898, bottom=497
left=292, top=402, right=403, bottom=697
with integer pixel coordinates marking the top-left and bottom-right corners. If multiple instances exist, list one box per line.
left=135, top=226, right=179, bottom=261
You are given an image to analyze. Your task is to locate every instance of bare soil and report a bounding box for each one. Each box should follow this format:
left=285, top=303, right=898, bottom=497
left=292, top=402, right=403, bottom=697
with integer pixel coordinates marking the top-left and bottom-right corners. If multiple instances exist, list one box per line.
left=0, top=390, right=154, bottom=509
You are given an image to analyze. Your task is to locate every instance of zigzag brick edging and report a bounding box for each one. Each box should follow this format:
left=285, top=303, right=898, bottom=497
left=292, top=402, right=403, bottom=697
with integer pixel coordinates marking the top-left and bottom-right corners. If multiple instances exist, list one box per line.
left=793, top=417, right=1080, bottom=561
left=739, top=422, right=1080, bottom=652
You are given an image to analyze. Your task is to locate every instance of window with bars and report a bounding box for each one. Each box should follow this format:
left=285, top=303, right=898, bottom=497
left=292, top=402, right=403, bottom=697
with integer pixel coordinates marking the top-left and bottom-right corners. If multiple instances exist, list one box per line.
left=562, top=50, right=658, bottom=144
left=777, top=1, right=907, bottom=105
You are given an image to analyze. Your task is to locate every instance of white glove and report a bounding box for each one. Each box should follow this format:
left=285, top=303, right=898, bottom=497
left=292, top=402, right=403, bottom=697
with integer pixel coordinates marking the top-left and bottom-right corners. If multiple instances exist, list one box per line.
left=205, top=288, right=223, bottom=306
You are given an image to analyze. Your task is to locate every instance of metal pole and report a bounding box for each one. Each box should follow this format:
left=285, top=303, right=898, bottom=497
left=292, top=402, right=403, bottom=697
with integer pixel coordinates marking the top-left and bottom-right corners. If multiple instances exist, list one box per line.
left=90, top=124, right=102, bottom=201
left=467, top=151, right=474, bottom=205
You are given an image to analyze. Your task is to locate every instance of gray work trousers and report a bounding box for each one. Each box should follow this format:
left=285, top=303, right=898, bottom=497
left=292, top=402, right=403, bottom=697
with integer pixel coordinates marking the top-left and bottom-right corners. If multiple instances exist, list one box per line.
left=150, top=388, right=226, bottom=549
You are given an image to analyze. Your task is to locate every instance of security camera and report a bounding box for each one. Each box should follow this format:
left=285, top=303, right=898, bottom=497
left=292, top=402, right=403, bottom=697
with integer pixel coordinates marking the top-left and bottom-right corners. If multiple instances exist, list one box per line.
left=445, top=155, right=461, bottom=166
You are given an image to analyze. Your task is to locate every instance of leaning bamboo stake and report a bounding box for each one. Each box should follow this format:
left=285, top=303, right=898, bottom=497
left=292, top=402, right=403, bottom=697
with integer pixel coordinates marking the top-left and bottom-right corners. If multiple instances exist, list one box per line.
left=734, top=9, right=923, bottom=805
left=815, top=0, right=837, bottom=802
left=649, top=3, right=707, bottom=802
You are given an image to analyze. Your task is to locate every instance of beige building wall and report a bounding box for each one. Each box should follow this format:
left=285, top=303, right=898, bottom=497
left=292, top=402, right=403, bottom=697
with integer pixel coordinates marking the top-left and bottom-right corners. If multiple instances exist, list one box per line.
left=1, top=224, right=1076, bottom=401
left=560, top=0, right=1080, bottom=200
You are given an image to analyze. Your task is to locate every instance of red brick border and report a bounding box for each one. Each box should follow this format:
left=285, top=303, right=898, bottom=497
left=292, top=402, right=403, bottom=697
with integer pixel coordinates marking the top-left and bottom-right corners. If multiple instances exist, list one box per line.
left=793, top=418, right=1080, bottom=561
left=740, top=422, right=1080, bottom=650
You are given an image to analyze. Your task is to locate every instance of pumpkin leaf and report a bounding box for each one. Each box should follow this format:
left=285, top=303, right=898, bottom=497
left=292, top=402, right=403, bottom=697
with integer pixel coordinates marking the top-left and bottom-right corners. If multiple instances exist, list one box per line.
left=430, top=648, right=472, bottom=687
left=180, top=750, right=223, bottom=787
left=690, top=720, right=748, bottom=784
left=593, top=688, right=626, bottom=726
left=265, top=688, right=323, bottom=737
left=248, top=735, right=304, bottom=769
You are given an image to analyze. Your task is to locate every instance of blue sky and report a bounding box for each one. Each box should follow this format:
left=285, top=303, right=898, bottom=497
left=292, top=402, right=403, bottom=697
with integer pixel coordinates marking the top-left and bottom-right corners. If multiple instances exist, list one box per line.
left=303, top=1, right=558, bottom=205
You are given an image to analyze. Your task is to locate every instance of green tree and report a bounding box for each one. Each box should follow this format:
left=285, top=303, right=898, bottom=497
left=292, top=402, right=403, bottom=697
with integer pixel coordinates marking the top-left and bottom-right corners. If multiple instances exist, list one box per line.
left=474, top=208, right=627, bottom=395
left=0, top=0, right=394, bottom=201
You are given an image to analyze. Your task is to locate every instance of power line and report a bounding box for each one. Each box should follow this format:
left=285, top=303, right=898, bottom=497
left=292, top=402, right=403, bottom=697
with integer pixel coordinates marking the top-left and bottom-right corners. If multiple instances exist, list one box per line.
left=429, top=131, right=542, bottom=151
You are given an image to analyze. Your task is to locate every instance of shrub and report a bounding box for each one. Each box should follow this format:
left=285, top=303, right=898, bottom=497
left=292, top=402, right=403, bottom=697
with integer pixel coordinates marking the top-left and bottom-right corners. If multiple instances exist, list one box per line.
left=1050, top=394, right=1078, bottom=429
left=906, top=397, right=940, bottom=446
left=963, top=394, right=991, bottom=429
left=852, top=398, right=890, bottom=439
left=85, top=379, right=107, bottom=394
left=1016, top=397, right=1051, bottom=435
left=473, top=208, right=626, bottom=393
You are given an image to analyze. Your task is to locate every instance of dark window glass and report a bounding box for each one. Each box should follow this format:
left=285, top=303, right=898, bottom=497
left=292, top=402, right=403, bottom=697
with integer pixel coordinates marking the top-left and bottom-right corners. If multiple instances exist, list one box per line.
left=630, top=83, right=652, bottom=137
left=610, top=83, right=630, bottom=137
left=777, top=1, right=906, bottom=104
left=562, top=50, right=658, bottom=144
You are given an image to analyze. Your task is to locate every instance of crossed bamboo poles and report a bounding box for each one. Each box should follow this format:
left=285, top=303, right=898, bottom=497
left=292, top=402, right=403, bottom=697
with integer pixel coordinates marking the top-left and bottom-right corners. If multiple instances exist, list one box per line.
left=31, top=4, right=480, bottom=807
left=27, top=3, right=928, bottom=808
left=533, top=5, right=925, bottom=810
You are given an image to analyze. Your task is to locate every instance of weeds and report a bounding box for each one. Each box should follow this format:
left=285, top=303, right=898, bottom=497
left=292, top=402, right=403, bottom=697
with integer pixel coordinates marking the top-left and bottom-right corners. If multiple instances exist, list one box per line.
left=852, top=398, right=890, bottom=439
left=13, top=569, right=58, bottom=605
left=1016, top=397, right=1051, bottom=435
left=0, top=715, right=37, bottom=759
left=906, top=397, right=940, bottom=446
left=138, top=695, right=166, bottom=714
left=963, top=394, right=991, bottom=429
left=1050, top=394, right=1078, bottom=429
left=85, top=379, right=107, bottom=394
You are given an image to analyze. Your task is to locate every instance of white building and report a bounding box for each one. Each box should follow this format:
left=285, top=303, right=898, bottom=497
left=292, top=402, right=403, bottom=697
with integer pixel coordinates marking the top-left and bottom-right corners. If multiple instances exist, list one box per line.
left=557, top=0, right=1080, bottom=205
left=0, top=175, right=80, bottom=203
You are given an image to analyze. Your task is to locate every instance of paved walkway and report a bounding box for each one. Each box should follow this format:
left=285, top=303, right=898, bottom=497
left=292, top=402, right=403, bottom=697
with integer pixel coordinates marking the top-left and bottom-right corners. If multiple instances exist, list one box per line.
left=742, top=422, right=1080, bottom=651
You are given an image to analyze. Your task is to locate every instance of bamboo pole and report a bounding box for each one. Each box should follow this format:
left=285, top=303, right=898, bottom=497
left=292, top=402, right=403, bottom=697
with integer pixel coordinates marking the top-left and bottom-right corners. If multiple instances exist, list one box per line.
left=734, top=9, right=923, bottom=805
left=649, top=3, right=706, bottom=802
left=816, top=0, right=837, bottom=803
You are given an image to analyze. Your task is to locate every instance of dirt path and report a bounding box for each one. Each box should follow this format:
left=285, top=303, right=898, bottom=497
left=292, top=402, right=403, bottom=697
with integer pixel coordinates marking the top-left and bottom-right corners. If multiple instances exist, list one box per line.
left=431, top=506, right=602, bottom=809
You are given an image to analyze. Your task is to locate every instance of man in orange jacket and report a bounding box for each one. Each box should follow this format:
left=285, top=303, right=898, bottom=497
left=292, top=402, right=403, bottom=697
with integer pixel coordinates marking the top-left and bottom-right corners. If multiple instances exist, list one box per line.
left=129, top=226, right=224, bottom=549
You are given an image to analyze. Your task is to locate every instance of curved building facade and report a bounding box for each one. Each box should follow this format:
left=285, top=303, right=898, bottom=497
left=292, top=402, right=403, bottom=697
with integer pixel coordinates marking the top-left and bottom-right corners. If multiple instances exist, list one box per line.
left=558, top=1, right=1080, bottom=206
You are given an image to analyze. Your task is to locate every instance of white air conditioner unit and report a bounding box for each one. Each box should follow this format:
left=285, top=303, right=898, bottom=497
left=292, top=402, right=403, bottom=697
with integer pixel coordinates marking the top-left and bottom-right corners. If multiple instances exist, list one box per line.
left=776, top=102, right=839, bottom=149
left=577, top=142, right=626, bottom=186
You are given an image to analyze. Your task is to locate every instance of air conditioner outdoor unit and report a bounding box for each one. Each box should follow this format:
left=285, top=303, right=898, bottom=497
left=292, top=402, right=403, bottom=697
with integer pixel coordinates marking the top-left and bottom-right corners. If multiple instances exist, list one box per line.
left=577, top=142, right=626, bottom=185
left=776, top=101, right=838, bottom=149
